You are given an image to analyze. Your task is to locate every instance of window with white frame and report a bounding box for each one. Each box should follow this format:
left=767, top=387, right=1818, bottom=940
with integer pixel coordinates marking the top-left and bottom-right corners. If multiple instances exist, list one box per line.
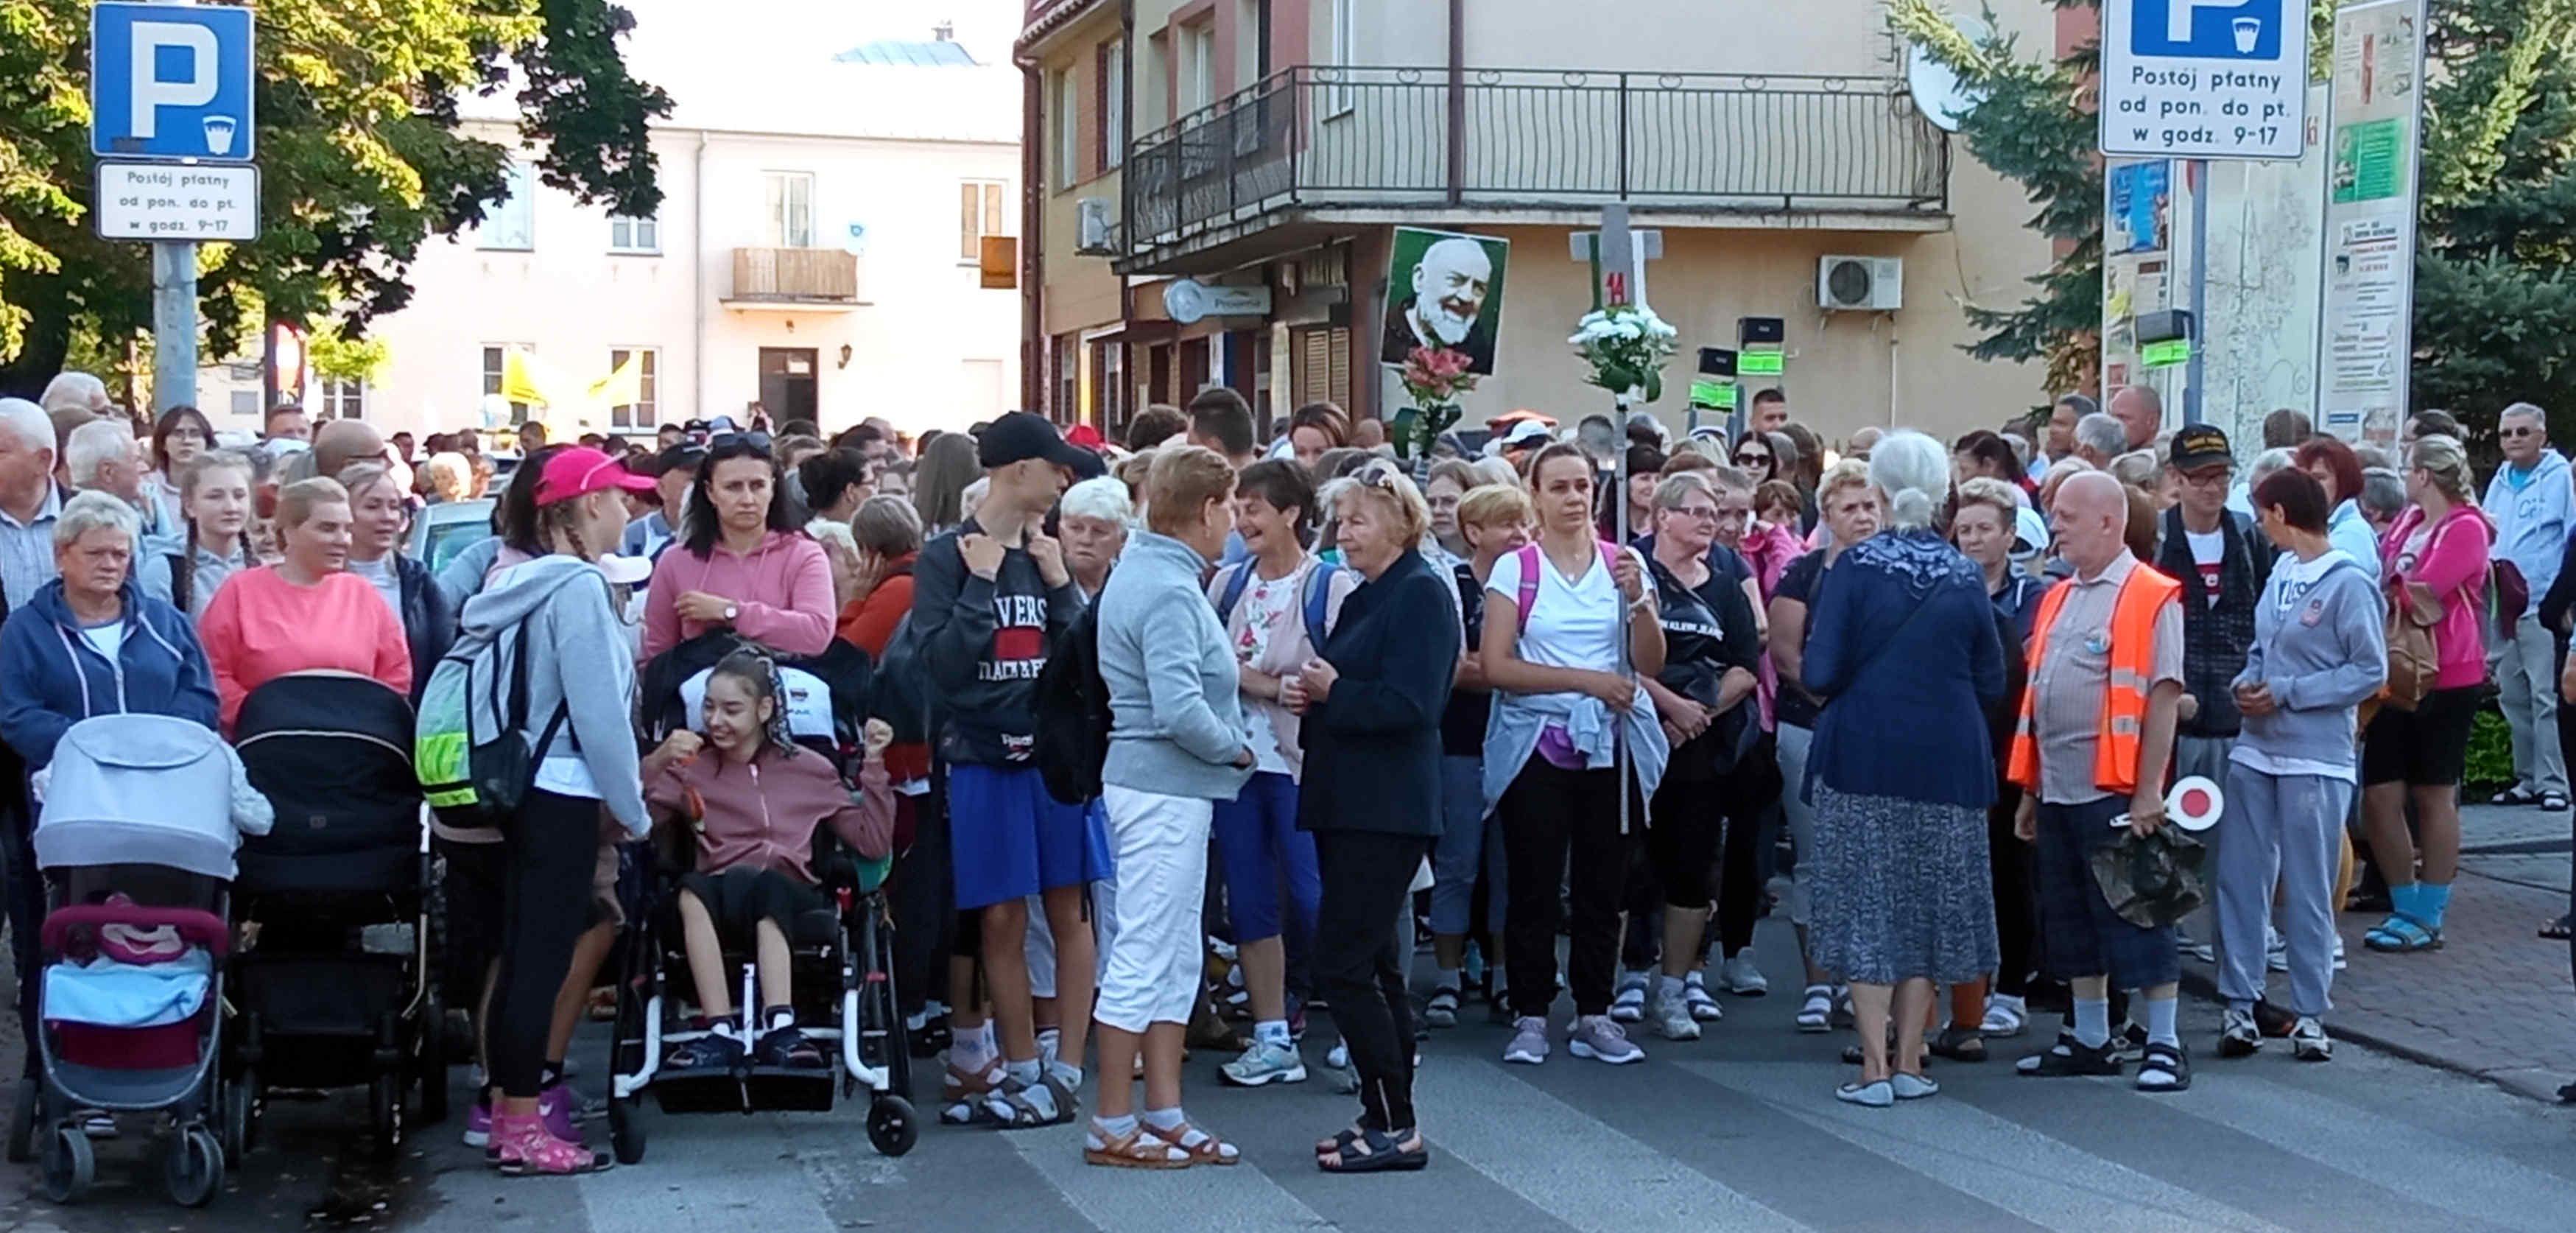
left=319, top=377, right=366, bottom=421
left=1328, top=0, right=1356, bottom=115
left=607, top=348, right=659, bottom=429
left=1054, top=69, right=1079, bottom=189
left=764, top=172, right=814, bottom=248
left=1102, top=41, right=1125, bottom=170
left=479, top=161, right=535, bottom=250
left=482, top=344, right=535, bottom=417
left=609, top=213, right=659, bottom=253
left=1183, top=21, right=1214, bottom=113
left=959, top=180, right=1007, bottom=262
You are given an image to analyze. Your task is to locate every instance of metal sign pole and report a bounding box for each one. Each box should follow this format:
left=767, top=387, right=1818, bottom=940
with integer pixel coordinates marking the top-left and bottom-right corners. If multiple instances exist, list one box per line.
left=152, top=241, right=197, bottom=412
left=1598, top=204, right=1636, bottom=835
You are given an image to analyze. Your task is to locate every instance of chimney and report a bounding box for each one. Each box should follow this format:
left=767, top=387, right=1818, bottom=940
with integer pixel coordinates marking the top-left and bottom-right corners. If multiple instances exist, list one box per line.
left=933, top=19, right=954, bottom=41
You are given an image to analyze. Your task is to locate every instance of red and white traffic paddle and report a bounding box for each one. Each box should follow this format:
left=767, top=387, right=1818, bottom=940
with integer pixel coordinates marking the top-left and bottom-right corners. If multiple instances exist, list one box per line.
left=2115, top=776, right=2225, bottom=832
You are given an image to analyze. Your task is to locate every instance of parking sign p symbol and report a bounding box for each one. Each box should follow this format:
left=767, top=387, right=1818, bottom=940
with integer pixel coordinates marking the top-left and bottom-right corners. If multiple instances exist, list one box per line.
left=130, top=20, right=218, bottom=140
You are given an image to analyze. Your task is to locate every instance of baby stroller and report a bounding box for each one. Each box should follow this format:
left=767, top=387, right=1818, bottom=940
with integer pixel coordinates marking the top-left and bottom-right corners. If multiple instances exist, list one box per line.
left=15, top=714, right=247, bottom=1206
left=605, top=633, right=915, bottom=1162
left=229, top=672, right=444, bottom=1160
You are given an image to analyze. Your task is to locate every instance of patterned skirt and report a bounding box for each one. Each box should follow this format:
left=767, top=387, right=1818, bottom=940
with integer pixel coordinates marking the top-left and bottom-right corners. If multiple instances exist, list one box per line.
left=1806, top=784, right=2002, bottom=986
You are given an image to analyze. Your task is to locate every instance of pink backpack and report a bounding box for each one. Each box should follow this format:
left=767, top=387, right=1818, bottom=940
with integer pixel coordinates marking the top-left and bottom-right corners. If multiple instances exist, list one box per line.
left=1513, top=541, right=1621, bottom=633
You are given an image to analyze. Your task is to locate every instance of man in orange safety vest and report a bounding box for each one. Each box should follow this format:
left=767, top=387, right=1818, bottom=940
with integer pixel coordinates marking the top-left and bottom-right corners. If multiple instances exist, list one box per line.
left=2005, top=471, right=2193, bottom=1093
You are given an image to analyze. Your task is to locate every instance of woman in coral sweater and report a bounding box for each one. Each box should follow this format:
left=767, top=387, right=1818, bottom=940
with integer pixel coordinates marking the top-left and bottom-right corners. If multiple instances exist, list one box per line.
left=199, top=477, right=412, bottom=732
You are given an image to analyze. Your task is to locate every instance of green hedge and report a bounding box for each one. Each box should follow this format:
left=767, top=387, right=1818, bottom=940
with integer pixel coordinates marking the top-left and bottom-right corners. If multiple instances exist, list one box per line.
left=2465, top=706, right=2514, bottom=793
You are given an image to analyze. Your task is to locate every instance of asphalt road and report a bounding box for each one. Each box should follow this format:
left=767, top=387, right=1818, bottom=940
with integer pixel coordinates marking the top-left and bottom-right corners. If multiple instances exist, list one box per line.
left=4, top=920, right=2573, bottom=1233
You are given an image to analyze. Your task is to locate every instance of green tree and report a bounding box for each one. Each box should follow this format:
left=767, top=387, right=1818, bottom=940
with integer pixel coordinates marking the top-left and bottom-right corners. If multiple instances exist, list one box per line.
left=0, top=0, right=669, bottom=400
left=1887, top=1, right=2103, bottom=397
left=2409, top=0, right=2576, bottom=442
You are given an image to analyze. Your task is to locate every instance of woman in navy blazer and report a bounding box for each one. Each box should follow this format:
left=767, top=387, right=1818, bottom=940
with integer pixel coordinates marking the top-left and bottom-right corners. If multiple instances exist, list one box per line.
left=1289, top=461, right=1458, bottom=1173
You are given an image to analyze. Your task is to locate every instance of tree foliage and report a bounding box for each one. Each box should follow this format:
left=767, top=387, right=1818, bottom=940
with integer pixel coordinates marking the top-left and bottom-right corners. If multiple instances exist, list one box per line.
left=0, top=0, right=669, bottom=400
left=2410, top=0, right=2576, bottom=441
left=1887, top=0, right=2104, bottom=397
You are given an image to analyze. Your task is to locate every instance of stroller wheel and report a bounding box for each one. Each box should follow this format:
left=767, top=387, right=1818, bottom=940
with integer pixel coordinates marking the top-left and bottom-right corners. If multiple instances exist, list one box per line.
left=222, top=1072, right=259, bottom=1163
left=369, top=1073, right=404, bottom=1160
left=608, top=1096, right=647, bottom=1165
left=866, top=1095, right=918, bottom=1158
left=5, top=1076, right=35, bottom=1163
left=42, top=1125, right=94, bottom=1204
left=164, top=1126, right=223, bottom=1208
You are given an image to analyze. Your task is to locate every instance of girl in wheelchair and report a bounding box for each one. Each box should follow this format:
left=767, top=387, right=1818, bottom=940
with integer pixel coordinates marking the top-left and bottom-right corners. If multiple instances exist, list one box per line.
left=647, top=648, right=892, bottom=1073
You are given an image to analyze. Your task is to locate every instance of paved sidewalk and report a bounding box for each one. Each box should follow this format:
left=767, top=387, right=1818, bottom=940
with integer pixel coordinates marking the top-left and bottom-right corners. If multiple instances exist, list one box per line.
left=2183, top=802, right=2576, bottom=1101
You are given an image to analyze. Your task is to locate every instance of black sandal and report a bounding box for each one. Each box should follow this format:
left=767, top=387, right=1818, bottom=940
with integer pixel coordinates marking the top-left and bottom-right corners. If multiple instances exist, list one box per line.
left=1317, top=1127, right=1426, bottom=1173
left=2136, top=1041, right=2192, bottom=1092
left=1928, top=1026, right=1988, bottom=1062
left=2541, top=913, right=2572, bottom=941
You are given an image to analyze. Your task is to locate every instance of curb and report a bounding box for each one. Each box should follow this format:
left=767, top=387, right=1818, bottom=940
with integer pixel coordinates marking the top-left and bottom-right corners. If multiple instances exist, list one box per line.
left=2175, top=963, right=2569, bottom=1103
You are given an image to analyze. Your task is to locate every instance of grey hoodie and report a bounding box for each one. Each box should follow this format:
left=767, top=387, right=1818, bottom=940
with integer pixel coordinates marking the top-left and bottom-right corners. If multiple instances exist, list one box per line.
left=457, top=554, right=647, bottom=835
left=1097, top=530, right=1253, bottom=801
left=2230, top=549, right=2387, bottom=772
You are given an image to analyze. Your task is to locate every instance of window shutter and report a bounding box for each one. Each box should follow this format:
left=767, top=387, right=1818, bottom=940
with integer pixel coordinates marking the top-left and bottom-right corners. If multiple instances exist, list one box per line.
left=1094, top=45, right=1111, bottom=180
left=1326, top=327, right=1351, bottom=410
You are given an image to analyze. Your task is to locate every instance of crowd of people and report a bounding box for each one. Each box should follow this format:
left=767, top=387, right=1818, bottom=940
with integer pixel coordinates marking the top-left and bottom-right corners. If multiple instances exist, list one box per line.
left=0, top=364, right=2556, bottom=1177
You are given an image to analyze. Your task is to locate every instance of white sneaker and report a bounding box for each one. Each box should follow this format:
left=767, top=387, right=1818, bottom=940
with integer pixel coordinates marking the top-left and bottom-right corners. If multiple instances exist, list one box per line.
left=1718, top=954, right=1770, bottom=996
left=1979, top=993, right=2028, bottom=1038
left=1326, top=1041, right=1350, bottom=1069
left=1218, top=1039, right=1307, bottom=1087
left=1608, top=972, right=1649, bottom=1024
left=1568, top=1015, right=1646, bottom=1064
left=1502, top=1016, right=1550, bottom=1065
left=2290, top=1016, right=2332, bottom=1061
left=1650, top=988, right=1700, bottom=1041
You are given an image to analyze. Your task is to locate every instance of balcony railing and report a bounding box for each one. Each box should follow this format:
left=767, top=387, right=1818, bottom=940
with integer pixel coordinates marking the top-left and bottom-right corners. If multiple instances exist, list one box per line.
left=731, top=247, right=860, bottom=301
left=1124, top=66, right=1950, bottom=261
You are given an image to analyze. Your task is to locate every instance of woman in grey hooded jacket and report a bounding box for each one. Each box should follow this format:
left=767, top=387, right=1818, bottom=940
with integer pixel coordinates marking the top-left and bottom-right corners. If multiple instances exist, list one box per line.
left=2217, top=468, right=2386, bottom=1063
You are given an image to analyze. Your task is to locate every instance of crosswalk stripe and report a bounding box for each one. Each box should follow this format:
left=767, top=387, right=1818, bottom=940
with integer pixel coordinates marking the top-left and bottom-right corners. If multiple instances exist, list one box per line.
left=1001, top=1118, right=1331, bottom=1233
left=2161, top=1074, right=2576, bottom=1233
left=573, top=1109, right=865, bottom=1231
left=1687, top=1061, right=2302, bottom=1233
left=1412, top=1062, right=1820, bottom=1233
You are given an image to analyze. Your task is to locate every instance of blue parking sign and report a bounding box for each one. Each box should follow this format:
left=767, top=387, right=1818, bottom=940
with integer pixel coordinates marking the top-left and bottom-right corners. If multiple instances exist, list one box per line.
left=2132, top=0, right=2283, bottom=60
left=91, top=3, right=256, bottom=162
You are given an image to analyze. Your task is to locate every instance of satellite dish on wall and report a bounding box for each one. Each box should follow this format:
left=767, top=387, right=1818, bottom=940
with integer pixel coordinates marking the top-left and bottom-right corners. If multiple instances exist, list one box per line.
left=1907, top=13, right=1992, bottom=133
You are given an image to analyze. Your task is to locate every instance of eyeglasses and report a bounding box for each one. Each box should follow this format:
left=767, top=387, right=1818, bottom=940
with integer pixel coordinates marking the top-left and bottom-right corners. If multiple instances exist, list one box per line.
left=1668, top=505, right=1722, bottom=522
left=2502, top=426, right=2540, bottom=439
left=1734, top=452, right=1770, bottom=466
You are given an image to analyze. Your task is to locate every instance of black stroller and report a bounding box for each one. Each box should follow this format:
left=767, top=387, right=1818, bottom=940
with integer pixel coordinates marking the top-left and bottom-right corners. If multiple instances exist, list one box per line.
left=604, top=633, right=916, bottom=1161
left=228, top=672, right=445, bottom=1159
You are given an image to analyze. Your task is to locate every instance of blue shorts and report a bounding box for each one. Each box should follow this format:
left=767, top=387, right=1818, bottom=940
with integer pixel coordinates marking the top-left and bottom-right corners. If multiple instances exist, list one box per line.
left=2033, top=797, right=2181, bottom=989
left=1211, top=770, right=1320, bottom=945
left=949, top=763, right=1111, bottom=911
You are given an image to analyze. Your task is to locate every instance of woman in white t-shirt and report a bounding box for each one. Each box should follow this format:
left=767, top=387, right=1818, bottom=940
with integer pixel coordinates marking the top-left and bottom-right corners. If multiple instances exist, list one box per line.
left=1203, top=460, right=1356, bottom=1087
left=1479, top=443, right=1667, bottom=1069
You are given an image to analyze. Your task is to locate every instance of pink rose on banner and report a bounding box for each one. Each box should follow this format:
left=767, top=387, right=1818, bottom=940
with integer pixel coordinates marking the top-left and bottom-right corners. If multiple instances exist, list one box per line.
left=1393, top=344, right=1479, bottom=460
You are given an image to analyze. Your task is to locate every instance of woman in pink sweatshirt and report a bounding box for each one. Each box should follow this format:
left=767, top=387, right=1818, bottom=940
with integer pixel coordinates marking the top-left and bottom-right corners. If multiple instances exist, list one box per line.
left=647, top=649, right=892, bottom=1072
left=2359, top=432, right=2491, bottom=953
left=640, top=436, right=835, bottom=661
left=199, top=477, right=411, bottom=732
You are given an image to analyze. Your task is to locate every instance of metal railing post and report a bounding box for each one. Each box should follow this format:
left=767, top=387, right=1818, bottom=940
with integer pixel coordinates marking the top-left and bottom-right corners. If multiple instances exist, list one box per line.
left=1616, top=73, right=1630, bottom=201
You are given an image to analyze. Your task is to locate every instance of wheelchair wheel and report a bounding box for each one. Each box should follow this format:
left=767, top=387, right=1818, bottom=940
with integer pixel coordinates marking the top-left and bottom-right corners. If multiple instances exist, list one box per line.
left=866, top=1095, right=918, bottom=1157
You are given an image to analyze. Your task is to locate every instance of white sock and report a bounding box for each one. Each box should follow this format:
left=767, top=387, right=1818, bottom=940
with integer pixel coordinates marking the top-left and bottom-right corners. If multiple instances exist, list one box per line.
left=1253, top=1019, right=1291, bottom=1048
left=953, top=1023, right=996, bottom=1072
left=1435, top=966, right=1462, bottom=992
left=1037, top=1028, right=1060, bottom=1065
left=2143, top=996, right=2181, bottom=1048
left=1657, top=974, right=1685, bottom=1001
left=2072, top=998, right=2111, bottom=1049
left=1140, top=1106, right=1186, bottom=1132
left=1094, top=1111, right=1138, bottom=1138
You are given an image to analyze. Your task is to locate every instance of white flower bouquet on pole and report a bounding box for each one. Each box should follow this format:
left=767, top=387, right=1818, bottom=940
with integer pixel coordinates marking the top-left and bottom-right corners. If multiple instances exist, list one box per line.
left=1569, top=304, right=1679, bottom=406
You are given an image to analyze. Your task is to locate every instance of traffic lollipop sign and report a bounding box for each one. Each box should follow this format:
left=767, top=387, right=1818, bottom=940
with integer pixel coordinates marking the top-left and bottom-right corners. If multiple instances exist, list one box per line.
left=2167, top=776, right=2224, bottom=832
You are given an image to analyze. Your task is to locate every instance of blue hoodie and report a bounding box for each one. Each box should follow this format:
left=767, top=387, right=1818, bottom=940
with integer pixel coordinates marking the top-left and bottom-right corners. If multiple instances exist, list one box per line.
left=0, top=577, right=221, bottom=768
left=2482, top=447, right=2575, bottom=599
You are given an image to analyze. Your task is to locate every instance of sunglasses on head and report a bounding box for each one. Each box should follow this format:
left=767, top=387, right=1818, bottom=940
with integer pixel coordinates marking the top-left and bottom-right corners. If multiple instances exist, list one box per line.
left=711, top=431, right=773, bottom=452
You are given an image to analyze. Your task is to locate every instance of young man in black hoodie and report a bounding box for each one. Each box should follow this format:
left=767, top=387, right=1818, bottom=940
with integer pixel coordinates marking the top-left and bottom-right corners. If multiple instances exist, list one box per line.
left=911, top=412, right=1106, bottom=1127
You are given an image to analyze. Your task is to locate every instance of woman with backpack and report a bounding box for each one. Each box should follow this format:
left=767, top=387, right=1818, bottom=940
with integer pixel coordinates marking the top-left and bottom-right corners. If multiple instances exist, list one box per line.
left=2358, top=433, right=2492, bottom=954
left=1204, top=459, right=1357, bottom=1089
left=1481, top=442, right=1667, bottom=1069
left=451, top=446, right=662, bottom=1176
left=136, top=450, right=256, bottom=622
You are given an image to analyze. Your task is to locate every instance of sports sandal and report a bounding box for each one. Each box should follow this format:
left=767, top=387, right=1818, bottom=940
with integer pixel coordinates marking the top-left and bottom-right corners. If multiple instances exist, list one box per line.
left=1317, top=1127, right=1426, bottom=1173
left=1424, top=986, right=1460, bottom=1028
left=2541, top=913, right=2572, bottom=941
left=2363, top=913, right=2441, bottom=952
left=1083, top=1122, right=1192, bottom=1170
left=1145, top=1119, right=1239, bottom=1165
left=2135, top=1041, right=2192, bottom=1092
left=493, top=1115, right=613, bottom=1176
left=1928, top=1026, right=1987, bottom=1062
left=940, top=1055, right=1004, bottom=1125
left=1795, top=984, right=1834, bottom=1033
left=664, top=1033, right=746, bottom=1072
left=985, top=1071, right=1077, bottom=1129
left=2016, top=1032, right=2122, bottom=1078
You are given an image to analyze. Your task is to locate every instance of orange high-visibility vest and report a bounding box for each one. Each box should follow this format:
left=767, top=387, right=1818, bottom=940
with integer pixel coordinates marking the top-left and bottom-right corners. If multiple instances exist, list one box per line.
left=2007, top=565, right=2181, bottom=794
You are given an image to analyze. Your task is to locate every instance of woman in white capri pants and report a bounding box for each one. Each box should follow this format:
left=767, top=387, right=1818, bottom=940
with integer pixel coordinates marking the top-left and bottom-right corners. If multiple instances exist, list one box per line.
left=1087, top=446, right=1256, bottom=1168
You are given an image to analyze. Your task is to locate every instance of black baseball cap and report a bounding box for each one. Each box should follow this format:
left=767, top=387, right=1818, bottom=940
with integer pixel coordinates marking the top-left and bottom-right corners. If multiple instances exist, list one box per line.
left=978, top=411, right=1105, bottom=478
left=2169, top=424, right=2232, bottom=471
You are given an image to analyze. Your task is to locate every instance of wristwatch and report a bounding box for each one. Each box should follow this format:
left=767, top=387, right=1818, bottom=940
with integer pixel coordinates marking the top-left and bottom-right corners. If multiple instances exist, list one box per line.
left=722, top=603, right=739, bottom=622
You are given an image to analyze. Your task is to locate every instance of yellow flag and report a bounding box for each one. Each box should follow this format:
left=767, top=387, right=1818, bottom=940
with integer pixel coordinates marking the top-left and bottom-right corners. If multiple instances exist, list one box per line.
left=499, top=348, right=556, bottom=407
left=588, top=351, right=644, bottom=410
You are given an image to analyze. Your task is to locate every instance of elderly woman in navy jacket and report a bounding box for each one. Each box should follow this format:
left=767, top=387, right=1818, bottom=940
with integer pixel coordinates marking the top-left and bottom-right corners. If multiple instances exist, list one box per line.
left=0, top=491, right=219, bottom=768
left=1288, top=460, right=1458, bottom=1173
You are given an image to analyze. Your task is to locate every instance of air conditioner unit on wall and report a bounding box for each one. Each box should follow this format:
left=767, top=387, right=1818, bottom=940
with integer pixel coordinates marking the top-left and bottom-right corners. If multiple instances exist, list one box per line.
left=1075, top=197, right=1115, bottom=256
left=1817, top=255, right=1903, bottom=311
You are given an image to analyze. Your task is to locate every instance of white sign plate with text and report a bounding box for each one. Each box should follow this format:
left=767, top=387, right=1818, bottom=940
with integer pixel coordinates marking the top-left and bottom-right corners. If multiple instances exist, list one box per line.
left=94, top=161, right=261, bottom=242
left=2102, top=0, right=2307, bottom=159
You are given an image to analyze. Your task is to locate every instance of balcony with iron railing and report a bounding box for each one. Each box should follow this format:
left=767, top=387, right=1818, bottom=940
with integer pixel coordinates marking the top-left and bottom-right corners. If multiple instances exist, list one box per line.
left=1120, top=66, right=1951, bottom=271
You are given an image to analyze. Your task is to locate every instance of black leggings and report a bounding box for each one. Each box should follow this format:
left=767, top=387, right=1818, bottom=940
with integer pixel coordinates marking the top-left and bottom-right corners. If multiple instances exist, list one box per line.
left=1314, top=830, right=1431, bottom=1132
left=1500, top=759, right=1636, bottom=1018
left=489, top=789, right=597, bottom=1100
left=1645, top=779, right=1721, bottom=910
left=1987, top=783, right=2035, bottom=997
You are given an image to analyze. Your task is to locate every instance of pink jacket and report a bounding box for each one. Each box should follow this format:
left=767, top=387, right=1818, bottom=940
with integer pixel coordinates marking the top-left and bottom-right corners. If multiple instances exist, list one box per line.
left=199, top=566, right=412, bottom=734
left=2382, top=502, right=2493, bottom=690
left=647, top=743, right=893, bottom=882
left=1737, top=521, right=1803, bottom=600
left=641, top=530, right=834, bottom=661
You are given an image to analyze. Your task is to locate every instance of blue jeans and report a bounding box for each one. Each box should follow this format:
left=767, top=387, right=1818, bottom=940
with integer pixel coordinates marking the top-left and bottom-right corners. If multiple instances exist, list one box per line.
left=1212, top=770, right=1320, bottom=1002
left=1427, top=755, right=1485, bottom=937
